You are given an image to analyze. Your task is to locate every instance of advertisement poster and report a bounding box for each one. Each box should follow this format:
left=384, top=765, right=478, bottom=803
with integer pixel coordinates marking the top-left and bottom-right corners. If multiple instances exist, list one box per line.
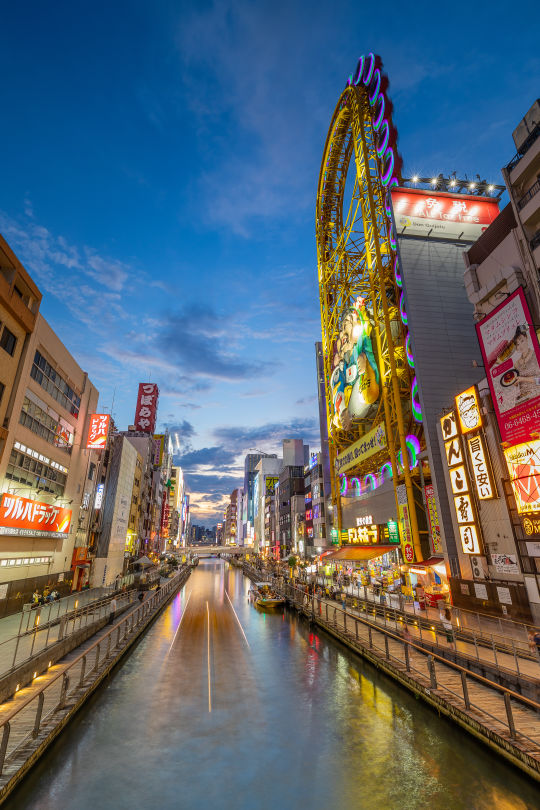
left=504, top=440, right=540, bottom=514
left=476, top=288, right=540, bottom=445
left=134, top=383, right=159, bottom=434
left=492, top=554, right=520, bottom=575
left=424, top=484, right=443, bottom=553
left=397, top=484, right=414, bottom=562
left=0, top=494, right=72, bottom=538
left=330, top=297, right=380, bottom=431
left=392, top=188, right=499, bottom=241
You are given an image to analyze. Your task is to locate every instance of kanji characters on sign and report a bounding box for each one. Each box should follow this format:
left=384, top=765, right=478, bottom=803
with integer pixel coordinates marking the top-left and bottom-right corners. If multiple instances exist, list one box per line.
left=86, top=414, right=111, bottom=450
left=134, top=383, right=159, bottom=433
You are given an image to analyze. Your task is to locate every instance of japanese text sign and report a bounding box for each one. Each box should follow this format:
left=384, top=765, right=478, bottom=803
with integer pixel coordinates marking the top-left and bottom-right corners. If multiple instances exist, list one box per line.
left=86, top=414, right=110, bottom=450
left=134, top=383, right=159, bottom=434
left=0, top=494, right=72, bottom=538
left=392, top=188, right=499, bottom=241
left=467, top=434, right=495, bottom=500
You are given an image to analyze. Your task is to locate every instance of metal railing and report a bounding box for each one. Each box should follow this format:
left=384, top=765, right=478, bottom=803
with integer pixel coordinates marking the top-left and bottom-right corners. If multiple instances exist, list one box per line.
left=531, top=230, right=540, bottom=252
left=506, top=123, right=540, bottom=173
left=0, top=590, right=137, bottom=680
left=280, top=581, right=540, bottom=750
left=0, top=566, right=190, bottom=778
left=517, top=179, right=540, bottom=211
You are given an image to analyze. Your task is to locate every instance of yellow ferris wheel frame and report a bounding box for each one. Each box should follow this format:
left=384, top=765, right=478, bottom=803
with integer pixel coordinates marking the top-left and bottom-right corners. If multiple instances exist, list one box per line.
left=316, top=57, right=422, bottom=558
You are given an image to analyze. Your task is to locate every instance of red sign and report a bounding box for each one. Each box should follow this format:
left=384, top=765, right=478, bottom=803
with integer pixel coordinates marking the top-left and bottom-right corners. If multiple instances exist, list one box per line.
left=134, top=383, right=159, bottom=433
left=86, top=414, right=110, bottom=450
left=392, top=188, right=499, bottom=241
left=476, top=288, right=540, bottom=445
left=404, top=542, right=414, bottom=563
left=0, top=494, right=72, bottom=537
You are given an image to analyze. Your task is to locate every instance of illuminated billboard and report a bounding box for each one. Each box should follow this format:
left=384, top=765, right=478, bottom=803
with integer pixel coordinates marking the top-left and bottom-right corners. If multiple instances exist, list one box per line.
left=86, top=414, right=110, bottom=450
left=0, top=494, right=72, bottom=538
left=476, top=288, right=540, bottom=445
left=505, top=440, right=540, bottom=514
left=134, top=383, right=159, bottom=434
left=330, top=296, right=380, bottom=430
left=455, top=386, right=482, bottom=434
left=392, top=188, right=499, bottom=241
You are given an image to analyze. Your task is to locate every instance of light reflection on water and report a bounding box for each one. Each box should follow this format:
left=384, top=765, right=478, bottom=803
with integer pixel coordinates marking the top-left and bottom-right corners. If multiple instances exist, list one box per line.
left=5, top=559, right=538, bottom=810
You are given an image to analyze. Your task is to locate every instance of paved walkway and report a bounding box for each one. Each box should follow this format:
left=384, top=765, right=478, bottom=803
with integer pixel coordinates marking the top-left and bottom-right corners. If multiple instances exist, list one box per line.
left=0, top=587, right=133, bottom=679
left=252, top=566, right=539, bottom=683
left=317, top=596, right=540, bottom=758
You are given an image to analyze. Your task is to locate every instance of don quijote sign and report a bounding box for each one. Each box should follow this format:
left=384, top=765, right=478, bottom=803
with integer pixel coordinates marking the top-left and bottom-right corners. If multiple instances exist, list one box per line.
left=134, top=383, right=159, bottom=434
left=0, top=494, right=72, bottom=538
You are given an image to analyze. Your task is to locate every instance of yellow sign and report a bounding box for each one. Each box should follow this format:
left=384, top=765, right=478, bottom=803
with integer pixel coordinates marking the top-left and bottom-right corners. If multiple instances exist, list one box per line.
left=449, top=465, right=469, bottom=495
left=467, top=434, right=495, bottom=500
left=504, top=440, right=540, bottom=514
left=440, top=410, right=458, bottom=441
left=453, top=493, right=474, bottom=524
left=455, top=386, right=482, bottom=434
left=459, top=524, right=481, bottom=554
left=444, top=437, right=463, bottom=467
left=335, top=422, right=387, bottom=474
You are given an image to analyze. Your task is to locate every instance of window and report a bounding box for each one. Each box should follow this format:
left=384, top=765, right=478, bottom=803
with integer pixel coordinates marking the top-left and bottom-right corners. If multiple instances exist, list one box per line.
left=6, top=444, right=67, bottom=497
left=19, top=396, right=74, bottom=451
left=0, top=381, right=4, bottom=404
left=0, top=327, right=17, bottom=356
left=30, top=350, right=81, bottom=417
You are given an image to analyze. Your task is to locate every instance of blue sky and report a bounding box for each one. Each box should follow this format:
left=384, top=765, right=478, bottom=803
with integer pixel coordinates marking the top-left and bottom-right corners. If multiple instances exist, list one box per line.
left=1, top=0, right=538, bottom=524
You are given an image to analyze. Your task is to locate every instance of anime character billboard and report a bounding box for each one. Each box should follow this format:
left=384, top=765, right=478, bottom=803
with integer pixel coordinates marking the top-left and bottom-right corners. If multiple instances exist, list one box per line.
left=329, top=297, right=380, bottom=431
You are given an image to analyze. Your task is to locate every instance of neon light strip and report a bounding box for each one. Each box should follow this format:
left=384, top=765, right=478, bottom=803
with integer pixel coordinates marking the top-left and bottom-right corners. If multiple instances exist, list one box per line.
left=376, top=120, right=390, bottom=157
left=394, top=255, right=402, bottom=287
left=412, top=377, right=422, bottom=422
left=364, top=473, right=377, bottom=491
left=363, top=53, right=375, bottom=86
left=381, top=147, right=395, bottom=187
left=350, top=477, right=361, bottom=495
left=340, top=473, right=348, bottom=495
left=405, top=333, right=414, bottom=367
left=369, top=69, right=381, bottom=105
left=400, top=292, right=408, bottom=325
left=379, top=462, right=393, bottom=484
left=373, top=94, right=385, bottom=131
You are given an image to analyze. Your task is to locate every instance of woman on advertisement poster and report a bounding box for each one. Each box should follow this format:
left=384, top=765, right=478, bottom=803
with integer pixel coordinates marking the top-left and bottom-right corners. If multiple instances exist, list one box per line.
left=477, top=288, right=540, bottom=445
left=330, top=297, right=380, bottom=430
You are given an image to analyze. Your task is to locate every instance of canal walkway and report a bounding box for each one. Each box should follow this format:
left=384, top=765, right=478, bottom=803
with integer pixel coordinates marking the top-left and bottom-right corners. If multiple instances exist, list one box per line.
left=0, top=566, right=192, bottom=803
left=242, top=562, right=540, bottom=781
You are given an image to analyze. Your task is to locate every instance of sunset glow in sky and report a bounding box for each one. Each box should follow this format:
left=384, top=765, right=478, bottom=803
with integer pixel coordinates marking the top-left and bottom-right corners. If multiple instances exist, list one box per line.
left=1, top=0, right=538, bottom=523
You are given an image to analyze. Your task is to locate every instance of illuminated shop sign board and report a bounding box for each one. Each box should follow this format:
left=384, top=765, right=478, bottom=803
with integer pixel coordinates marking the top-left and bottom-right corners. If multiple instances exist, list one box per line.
left=95, top=484, right=104, bottom=510
left=153, top=434, right=165, bottom=466
left=86, top=414, right=110, bottom=450
left=424, top=484, right=442, bottom=553
left=467, top=434, right=495, bottom=500
left=134, top=383, right=159, bottom=434
left=335, top=423, right=387, bottom=474
left=440, top=410, right=483, bottom=555
left=455, top=386, right=482, bottom=434
left=356, top=515, right=374, bottom=526
left=391, top=188, right=499, bottom=241
left=504, top=440, right=540, bottom=514
left=348, top=525, right=379, bottom=544
left=0, top=494, right=72, bottom=538
left=476, top=287, right=540, bottom=445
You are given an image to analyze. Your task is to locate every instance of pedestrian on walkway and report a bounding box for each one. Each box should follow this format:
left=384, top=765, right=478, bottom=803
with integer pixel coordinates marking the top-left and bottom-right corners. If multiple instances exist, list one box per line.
left=527, top=628, right=540, bottom=663
left=440, top=607, right=454, bottom=644
left=137, top=590, right=145, bottom=604
left=108, top=596, right=117, bottom=624
left=32, top=589, right=40, bottom=605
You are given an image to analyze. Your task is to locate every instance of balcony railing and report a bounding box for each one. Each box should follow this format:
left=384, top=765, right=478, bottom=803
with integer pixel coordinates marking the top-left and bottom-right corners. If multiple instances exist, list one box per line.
left=517, top=178, right=540, bottom=211
left=530, top=229, right=540, bottom=252
left=506, top=122, right=540, bottom=172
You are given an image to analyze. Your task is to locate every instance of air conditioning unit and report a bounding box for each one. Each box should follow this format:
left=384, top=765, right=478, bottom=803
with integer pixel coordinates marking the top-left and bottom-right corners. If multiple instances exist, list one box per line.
left=470, top=555, right=488, bottom=580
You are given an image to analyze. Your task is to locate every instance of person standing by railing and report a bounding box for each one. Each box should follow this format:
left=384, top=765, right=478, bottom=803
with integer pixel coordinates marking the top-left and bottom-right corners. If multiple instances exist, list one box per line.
left=528, top=628, right=540, bottom=663
left=108, top=597, right=117, bottom=625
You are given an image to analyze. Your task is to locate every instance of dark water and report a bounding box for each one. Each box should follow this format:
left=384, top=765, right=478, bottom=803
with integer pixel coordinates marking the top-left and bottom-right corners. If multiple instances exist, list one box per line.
left=7, top=559, right=538, bottom=810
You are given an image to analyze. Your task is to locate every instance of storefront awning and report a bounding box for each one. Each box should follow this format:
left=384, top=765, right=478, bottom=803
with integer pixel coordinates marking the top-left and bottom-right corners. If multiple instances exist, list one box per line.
left=408, top=557, right=444, bottom=568
left=323, top=545, right=398, bottom=562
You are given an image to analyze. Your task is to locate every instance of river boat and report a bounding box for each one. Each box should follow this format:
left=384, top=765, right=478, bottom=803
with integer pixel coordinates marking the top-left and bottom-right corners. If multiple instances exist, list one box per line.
left=252, top=581, right=285, bottom=610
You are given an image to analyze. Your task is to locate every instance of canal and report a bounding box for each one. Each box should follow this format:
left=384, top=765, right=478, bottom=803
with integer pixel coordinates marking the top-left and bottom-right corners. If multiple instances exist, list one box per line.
left=6, top=559, right=538, bottom=810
